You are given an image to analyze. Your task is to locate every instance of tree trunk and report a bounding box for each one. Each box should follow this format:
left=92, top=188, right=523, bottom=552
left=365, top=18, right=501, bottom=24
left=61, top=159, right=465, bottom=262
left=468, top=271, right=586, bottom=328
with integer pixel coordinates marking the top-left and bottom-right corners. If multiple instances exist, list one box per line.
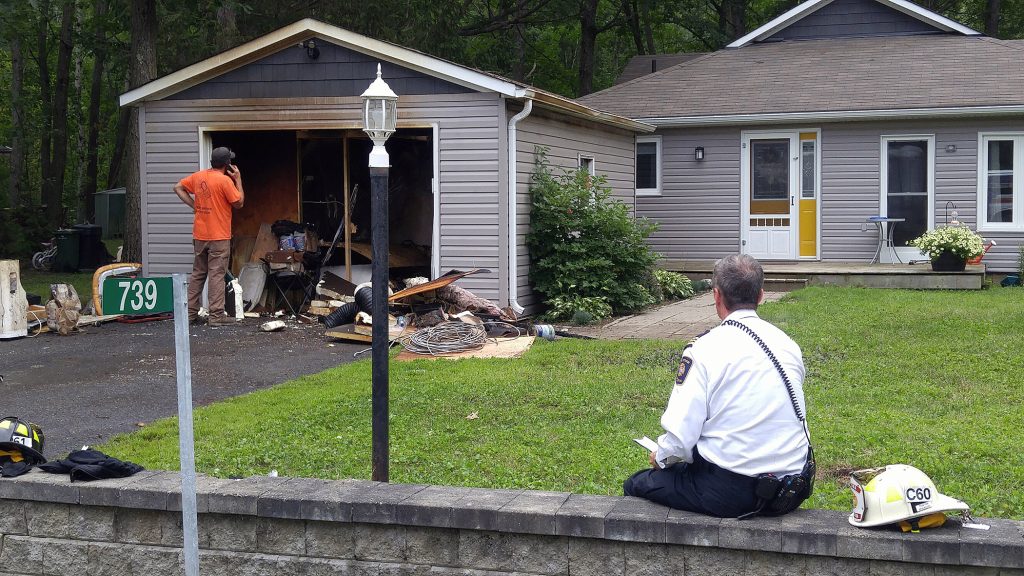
left=48, top=0, right=76, bottom=229
left=577, top=0, right=599, bottom=96
left=985, top=0, right=1001, bottom=36
left=622, top=0, right=646, bottom=54
left=107, top=77, right=131, bottom=189
left=123, top=0, right=158, bottom=263
left=641, top=0, right=655, bottom=54
left=9, top=36, right=26, bottom=207
left=82, top=0, right=108, bottom=223
left=722, top=0, right=747, bottom=42
left=511, top=0, right=528, bottom=81
left=37, top=0, right=54, bottom=220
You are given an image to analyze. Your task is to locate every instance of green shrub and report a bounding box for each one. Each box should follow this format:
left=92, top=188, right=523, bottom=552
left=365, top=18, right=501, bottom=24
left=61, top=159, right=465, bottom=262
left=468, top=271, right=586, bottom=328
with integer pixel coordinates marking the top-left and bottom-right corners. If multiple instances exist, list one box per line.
left=527, top=149, right=659, bottom=315
left=654, top=269, right=694, bottom=300
left=546, top=295, right=613, bottom=322
left=0, top=204, right=51, bottom=260
left=1018, top=245, right=1024, bottom=280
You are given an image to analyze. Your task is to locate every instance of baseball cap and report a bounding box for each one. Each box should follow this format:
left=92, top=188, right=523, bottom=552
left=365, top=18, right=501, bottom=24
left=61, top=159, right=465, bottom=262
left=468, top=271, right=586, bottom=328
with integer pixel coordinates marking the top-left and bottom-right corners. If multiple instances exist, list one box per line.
left=211, top=147, right=235, bottom=167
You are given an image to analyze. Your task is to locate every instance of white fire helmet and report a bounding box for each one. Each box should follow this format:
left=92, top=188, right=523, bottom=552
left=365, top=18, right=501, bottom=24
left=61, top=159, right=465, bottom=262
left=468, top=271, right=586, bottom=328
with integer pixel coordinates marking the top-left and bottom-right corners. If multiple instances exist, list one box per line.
left=849, top=464, right=968, bottom=528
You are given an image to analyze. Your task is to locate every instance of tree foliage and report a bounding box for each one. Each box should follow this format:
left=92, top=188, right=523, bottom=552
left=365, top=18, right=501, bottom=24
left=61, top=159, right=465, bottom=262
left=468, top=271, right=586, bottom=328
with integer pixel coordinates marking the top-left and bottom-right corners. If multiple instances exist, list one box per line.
left=1, top=0, right=1023, bottom=255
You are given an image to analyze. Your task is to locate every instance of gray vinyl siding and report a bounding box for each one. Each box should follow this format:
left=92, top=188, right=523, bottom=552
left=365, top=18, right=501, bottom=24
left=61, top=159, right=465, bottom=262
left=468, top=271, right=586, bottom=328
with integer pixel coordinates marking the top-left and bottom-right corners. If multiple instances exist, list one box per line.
left=141, top=92, right=507, bottom=301
left=639, top=127, right=741, bottom=261
left=763, top=0, right=940, bottom=41
left=640, top=118, right=1024, bottom=272
left=513, top=105, right=637, bottom=312
left=169, top=38, right=472, bottom=100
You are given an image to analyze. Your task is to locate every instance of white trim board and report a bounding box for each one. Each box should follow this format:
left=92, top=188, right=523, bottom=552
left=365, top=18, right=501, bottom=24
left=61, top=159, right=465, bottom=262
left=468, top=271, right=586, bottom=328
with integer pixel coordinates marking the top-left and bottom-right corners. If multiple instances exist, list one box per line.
left=727, top=0, right=979, bottom=48
left=640, top=105, right=1024, bottom=127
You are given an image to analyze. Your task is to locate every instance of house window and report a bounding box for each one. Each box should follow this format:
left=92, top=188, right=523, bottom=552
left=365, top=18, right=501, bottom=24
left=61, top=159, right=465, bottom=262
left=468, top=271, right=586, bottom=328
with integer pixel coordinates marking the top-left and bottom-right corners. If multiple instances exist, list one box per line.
left=978, top=134, right=1022, bottom=229
left=636, top=136, right=661, bottom=196
left=578, top=155, right=595, bottom=176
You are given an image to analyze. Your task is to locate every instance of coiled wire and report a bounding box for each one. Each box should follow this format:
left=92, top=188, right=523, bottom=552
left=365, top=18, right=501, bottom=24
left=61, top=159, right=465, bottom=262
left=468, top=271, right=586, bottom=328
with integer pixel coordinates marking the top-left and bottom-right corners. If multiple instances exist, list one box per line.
left=399, top=321, right=488, bottom=355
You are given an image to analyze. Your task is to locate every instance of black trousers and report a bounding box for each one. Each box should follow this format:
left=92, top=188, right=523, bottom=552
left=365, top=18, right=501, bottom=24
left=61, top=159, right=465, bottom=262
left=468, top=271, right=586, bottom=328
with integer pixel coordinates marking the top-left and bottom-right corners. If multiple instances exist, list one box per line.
left=623, top=450, right=759, bottom=518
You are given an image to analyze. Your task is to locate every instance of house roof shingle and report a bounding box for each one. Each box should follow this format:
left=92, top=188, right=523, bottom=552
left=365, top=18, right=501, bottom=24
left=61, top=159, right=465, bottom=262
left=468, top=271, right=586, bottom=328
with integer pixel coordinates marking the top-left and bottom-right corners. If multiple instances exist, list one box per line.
left=578, top=35, right=1024, bottom=121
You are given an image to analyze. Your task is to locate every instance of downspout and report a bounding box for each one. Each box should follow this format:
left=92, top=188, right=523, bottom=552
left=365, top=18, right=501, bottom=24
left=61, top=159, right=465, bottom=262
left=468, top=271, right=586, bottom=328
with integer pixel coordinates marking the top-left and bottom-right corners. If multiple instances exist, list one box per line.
left=507, top=98, right=533, bottom=315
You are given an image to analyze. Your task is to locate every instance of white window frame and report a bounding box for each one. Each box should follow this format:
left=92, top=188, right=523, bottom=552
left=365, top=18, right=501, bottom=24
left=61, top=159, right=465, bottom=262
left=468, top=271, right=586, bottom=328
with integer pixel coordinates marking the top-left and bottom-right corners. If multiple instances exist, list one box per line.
left=635, top=135, right=662, bottom=197
left=977, top=132, right=1024, bottom=232
left=577, top=154, right=596, bottom=176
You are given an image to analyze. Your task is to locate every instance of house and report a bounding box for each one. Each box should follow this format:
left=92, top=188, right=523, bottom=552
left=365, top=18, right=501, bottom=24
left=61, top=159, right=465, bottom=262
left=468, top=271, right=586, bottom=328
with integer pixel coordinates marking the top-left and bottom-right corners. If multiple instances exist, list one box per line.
left=579, top=0, right=1024, bottom=272
left=119, top=19, right=651, bottom=314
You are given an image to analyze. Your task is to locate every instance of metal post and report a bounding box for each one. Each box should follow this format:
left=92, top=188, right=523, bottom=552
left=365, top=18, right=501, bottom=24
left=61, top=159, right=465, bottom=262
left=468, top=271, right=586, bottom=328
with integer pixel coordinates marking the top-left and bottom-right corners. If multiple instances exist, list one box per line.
left=370, top=166, right=390, bottom=482
left=172, top=274, right=200, bottom=576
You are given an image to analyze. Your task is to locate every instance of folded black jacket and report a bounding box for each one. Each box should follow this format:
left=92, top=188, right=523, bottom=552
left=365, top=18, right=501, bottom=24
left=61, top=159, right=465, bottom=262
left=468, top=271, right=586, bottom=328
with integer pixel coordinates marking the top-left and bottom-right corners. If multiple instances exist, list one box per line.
left=39, top=449, right=144, bottom=481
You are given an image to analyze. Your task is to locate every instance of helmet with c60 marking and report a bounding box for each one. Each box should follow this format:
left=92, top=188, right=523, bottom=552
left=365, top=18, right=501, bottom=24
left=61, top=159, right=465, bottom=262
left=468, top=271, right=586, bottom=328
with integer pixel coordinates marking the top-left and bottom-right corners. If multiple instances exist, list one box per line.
left=849, top=464, right=968, bottom=530
left=0, top=417, right=46, bottom=465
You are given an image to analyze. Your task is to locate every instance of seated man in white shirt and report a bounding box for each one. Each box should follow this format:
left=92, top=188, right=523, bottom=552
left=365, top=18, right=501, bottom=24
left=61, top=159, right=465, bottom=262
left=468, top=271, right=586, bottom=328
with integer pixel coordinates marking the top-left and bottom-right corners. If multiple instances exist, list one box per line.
left=624, top=254, right=811, bottom=518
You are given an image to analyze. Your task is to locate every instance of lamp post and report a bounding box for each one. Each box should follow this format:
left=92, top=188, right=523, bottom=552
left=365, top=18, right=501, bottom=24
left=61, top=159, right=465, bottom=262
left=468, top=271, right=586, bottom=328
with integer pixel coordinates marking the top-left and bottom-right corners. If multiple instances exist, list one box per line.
left=362, top=64, right=398, bottom=482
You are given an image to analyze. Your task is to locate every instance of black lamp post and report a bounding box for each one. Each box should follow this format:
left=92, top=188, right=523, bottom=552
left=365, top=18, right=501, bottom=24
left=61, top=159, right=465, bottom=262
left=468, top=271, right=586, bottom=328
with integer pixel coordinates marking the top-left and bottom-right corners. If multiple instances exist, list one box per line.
left=361, top=64, right=398, bottom=482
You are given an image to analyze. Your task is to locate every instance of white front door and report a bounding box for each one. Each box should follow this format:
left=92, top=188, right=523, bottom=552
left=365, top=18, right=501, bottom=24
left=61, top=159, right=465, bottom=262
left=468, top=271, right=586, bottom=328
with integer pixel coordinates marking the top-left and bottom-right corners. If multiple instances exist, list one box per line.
left=880, top=136, right=934, bottom=263
left=742, top=132, right=799, bottom=260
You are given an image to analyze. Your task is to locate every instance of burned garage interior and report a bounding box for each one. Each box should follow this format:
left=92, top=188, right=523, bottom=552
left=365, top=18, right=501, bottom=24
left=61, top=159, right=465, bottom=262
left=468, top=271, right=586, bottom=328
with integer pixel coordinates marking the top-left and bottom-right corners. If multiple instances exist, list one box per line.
left=209, top=127, right=435, bottom=315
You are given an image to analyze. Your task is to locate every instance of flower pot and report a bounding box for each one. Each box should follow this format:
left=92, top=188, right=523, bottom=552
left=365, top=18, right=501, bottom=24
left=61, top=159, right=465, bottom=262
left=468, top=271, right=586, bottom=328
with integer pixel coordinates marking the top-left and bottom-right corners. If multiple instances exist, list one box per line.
left=931, top=250, right=966, bottom=272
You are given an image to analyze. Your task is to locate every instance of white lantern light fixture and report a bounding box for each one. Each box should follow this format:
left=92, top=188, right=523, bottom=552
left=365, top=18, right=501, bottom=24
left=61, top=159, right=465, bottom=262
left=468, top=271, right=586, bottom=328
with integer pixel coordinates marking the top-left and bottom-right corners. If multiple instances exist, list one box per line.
left=361, top=64, right=398, bottom=168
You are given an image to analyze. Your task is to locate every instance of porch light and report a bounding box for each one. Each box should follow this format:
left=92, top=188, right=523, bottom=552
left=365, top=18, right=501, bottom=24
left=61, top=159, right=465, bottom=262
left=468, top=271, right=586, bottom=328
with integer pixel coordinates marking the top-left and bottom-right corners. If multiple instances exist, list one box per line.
left=694, top=146, right=705, bottom=161
left=360, top=64, right=398, bottom=168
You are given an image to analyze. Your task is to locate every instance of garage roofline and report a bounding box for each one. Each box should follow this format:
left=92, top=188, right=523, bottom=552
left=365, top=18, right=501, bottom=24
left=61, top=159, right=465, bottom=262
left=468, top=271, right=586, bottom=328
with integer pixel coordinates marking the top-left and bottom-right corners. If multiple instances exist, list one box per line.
left=118, top=18, right=651, bottom=134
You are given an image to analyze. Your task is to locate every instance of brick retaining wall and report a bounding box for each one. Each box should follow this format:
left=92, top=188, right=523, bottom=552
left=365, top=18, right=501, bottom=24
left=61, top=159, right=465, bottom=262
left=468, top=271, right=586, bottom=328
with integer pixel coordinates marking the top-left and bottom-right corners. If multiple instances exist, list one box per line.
left=0, top=469, right=1021, bottom=575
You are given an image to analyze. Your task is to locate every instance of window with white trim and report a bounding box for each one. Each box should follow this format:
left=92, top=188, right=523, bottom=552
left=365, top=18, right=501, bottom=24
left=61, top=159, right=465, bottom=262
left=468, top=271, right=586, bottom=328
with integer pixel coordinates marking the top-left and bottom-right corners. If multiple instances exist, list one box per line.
left=978, top=134, right=1022, bottom=229
left=635, top=136, right=661, bottom=196
left=577, top=155, right=595, bottom=176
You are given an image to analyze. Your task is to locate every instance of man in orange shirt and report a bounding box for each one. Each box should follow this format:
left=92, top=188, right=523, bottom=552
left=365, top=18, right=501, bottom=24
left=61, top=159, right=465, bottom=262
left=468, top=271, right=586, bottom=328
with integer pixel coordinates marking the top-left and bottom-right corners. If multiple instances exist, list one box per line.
left=173, top=147, right=245, bottom=326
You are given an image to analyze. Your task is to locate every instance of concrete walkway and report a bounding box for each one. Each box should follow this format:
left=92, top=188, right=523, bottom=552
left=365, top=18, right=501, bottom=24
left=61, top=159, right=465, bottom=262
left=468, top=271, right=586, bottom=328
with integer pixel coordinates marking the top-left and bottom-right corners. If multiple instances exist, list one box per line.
left=567, top=291, right=785, bottom=340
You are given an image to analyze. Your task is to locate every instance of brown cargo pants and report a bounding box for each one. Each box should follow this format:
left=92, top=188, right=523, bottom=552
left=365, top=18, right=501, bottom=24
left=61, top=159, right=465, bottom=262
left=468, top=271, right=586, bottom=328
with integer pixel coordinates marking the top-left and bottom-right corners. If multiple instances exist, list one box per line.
left=188, top=239, right=231, bottom=319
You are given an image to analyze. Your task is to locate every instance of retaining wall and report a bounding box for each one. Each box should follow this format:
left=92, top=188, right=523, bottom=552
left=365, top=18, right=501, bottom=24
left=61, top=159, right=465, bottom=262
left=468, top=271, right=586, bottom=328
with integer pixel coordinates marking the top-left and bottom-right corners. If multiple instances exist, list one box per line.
left=0, top=469, right=1021, bottom=575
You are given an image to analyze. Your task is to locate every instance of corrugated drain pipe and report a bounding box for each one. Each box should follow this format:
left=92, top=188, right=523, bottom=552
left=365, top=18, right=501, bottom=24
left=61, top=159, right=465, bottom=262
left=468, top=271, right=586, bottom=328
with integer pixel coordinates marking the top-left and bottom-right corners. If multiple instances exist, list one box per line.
left=506, top=99, right=533, bottom=315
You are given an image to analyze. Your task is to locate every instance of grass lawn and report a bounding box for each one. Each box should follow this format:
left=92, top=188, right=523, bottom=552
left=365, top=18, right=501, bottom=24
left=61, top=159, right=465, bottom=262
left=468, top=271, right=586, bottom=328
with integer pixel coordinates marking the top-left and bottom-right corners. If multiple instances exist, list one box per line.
left=99, top=285, right=1024, bottom=519
left=20, top=269, right=95, bottom=303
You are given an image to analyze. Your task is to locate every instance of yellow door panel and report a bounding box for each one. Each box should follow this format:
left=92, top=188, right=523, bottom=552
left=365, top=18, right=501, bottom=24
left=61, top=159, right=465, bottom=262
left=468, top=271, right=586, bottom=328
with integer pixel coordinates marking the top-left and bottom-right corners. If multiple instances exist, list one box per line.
left=799, top=199, right=817, bottom=257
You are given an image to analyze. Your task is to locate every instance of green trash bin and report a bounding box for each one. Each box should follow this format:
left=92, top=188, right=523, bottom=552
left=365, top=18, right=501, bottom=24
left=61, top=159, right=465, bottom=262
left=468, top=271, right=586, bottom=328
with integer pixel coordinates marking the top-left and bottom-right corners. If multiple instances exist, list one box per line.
left=54, top=229, right=80, bottom=273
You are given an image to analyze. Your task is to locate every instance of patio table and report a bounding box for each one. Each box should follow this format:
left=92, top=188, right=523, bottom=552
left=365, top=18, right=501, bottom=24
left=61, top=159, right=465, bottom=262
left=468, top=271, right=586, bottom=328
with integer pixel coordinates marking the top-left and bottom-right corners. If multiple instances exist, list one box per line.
left=864, top=216, right=905, bottom=264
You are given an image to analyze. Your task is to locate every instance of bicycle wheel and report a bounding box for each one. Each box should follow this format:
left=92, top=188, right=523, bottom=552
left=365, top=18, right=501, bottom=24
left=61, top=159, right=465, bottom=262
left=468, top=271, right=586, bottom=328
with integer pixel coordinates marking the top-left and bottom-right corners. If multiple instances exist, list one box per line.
left=32, top=252, right=46, bottom=271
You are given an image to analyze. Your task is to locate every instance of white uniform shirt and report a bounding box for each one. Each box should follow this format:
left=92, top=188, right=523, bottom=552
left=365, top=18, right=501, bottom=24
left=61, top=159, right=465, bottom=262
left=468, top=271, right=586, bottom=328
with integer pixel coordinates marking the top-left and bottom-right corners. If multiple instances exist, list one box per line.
left=655, top=309, right=809, bottom=478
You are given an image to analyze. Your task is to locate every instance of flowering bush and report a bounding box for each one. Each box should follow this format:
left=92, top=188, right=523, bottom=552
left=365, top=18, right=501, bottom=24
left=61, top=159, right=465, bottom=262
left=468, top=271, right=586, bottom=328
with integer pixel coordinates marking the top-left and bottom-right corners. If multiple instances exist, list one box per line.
left=910, top=225, right=984, bottom=260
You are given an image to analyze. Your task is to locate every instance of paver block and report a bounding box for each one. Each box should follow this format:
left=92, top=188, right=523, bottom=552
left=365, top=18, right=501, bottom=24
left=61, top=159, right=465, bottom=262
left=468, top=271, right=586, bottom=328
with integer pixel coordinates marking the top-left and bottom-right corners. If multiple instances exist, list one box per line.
left=206, top=475, right=291, bottom=516
left=393, top=485, right=469, bottom=528
left=836, top=523, right=904, bottom=562
left=719, top=517, right=783, bottom=553
left=496, top=490, right=570, bottom=535
left=555, top=494, right=621, bottom=538
left=298, top=479, right=378, bottom=523
left=604, top=497, right=668, bottom=543
left=959, top=518, right=1024, bottom=568
left=666, top=508, right=720, bottom=547
left=776, top=508, right=839, bottom=556
left=0, top=470, right=79, bottom=504
left=350, top=483, right=428, bottom=524
left=449, top=487, right=522, bottom=531
left=257, top=477, right=331, bottom=519
left=77, top=470, right=162, bottom=507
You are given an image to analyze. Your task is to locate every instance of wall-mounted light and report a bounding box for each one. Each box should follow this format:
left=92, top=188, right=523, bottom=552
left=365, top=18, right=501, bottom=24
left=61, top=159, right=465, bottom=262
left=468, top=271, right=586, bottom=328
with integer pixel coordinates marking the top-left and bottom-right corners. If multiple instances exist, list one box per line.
left=299, top=39, right=320, bottom=60
left=945, top=144, right=957, bottom=153
left=694, top=146, right=705, bottom=161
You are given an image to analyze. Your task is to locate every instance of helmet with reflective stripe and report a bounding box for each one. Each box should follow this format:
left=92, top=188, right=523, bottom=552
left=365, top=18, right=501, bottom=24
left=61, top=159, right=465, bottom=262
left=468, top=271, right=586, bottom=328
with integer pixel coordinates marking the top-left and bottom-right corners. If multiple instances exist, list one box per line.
left=0, top=417, right=46, bottom=464
left=849, top=464, right=967, bottom=528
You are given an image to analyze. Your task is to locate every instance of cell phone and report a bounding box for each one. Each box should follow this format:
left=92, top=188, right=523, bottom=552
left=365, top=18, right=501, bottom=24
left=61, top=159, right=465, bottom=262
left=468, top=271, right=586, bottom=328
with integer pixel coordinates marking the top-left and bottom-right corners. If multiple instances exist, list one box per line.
left=226, top=164, right=236, bottom=174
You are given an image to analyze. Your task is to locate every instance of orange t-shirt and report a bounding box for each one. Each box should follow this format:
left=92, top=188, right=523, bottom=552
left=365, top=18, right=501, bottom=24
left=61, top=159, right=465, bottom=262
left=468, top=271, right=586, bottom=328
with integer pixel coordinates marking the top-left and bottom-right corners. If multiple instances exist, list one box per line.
left=178, top=169, right=242, bottom=241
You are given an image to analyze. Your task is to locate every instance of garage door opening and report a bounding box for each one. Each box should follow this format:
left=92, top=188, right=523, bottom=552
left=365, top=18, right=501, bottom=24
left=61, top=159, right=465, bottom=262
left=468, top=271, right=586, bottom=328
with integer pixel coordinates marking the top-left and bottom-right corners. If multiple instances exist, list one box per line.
left=206, top=128, right=436, bottom=287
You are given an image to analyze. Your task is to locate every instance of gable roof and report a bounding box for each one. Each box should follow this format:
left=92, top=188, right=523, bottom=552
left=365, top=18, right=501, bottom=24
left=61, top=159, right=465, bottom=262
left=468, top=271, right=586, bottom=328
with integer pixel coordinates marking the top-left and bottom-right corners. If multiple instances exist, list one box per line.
left=119, top=19, right=652, bottom=133
left=728, top=0, right=979, bottom=47
left=577, top=35, right=1024, bottom=125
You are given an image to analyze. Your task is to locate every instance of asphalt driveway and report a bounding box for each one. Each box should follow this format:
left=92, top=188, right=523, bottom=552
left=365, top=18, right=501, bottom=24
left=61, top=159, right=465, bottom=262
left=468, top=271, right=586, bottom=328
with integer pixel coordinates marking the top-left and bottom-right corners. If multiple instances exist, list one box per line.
left=0, top=318, right=364, bottom=458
